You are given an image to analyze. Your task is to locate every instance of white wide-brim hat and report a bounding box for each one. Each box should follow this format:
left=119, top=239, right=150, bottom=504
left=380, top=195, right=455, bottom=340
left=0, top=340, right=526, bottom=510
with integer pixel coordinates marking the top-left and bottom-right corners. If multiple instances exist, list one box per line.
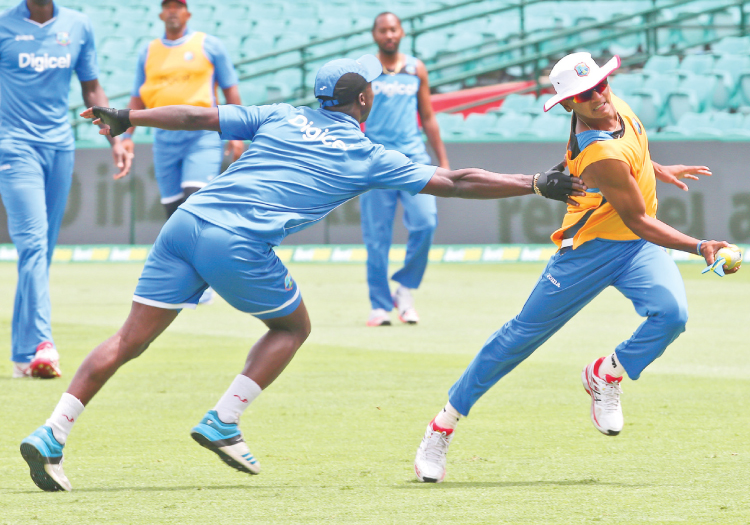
left=543, top=53, right=621, bottom=112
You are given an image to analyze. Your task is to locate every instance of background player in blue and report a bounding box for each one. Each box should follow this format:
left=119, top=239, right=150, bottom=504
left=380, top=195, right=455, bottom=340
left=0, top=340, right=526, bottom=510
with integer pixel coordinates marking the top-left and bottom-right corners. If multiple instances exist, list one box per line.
left=19, top=54, right=584, bottom=492
left=361, top=12, right=450, bottom=327
left=121, top=0, right=243, bottom=219
left=121, top=0, right=243, bottom=305
left=0, top=0, right=132, bottom=379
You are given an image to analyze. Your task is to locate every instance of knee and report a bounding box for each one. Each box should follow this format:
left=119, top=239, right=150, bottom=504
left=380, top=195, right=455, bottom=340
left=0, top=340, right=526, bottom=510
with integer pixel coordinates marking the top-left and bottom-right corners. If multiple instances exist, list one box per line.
left=657, top=297, right=688, bottom=334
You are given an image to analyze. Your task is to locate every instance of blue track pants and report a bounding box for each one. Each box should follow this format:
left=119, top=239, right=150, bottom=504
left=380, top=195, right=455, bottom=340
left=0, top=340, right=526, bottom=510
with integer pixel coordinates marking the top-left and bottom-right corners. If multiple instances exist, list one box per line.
left=360, top=186, right=437, bottom=311
left=0, top=140, right=75, bottom=363
left=448, top=239, right=689, bottom=416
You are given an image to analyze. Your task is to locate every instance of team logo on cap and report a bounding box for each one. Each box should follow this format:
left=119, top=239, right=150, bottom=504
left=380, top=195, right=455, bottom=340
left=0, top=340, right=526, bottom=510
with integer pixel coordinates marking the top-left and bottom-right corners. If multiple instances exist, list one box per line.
left=574, top=62, right=590, bottom=77
left=56, top=32, right=70, bottom=46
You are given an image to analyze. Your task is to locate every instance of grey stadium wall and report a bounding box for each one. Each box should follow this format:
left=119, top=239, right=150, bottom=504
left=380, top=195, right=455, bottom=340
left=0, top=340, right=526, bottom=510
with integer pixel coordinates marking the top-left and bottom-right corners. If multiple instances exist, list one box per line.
left=0, top=141, right=747, bottom=246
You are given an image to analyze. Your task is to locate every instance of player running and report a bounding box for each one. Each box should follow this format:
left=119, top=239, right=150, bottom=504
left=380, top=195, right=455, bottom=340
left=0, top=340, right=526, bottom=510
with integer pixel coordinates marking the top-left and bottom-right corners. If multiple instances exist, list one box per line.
left=412, top=52, right=740, bottom=483
left=0, top=0, right=131, bottom=379
left=19, top=54, right=585, bottom=492
left=122, top=0, right=242, bottom=305
left=361, top=12, right=450, bottom=327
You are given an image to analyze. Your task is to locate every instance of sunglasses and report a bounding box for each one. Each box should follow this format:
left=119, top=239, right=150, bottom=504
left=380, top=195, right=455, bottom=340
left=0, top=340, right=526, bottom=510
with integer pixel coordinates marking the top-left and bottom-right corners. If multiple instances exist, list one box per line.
left=568, top=79, right=609, bottom=103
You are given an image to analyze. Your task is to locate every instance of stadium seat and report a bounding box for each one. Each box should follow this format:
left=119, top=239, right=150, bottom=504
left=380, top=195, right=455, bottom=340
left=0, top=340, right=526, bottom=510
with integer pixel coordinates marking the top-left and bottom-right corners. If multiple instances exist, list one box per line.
left=493, top=113, right=534, bottom=138
left=660, top=112, right=722, bottom=137
left=643, top=55, right=680, bottom=74
left=677, top=54, right=716, bottom=76
left=711, top=35, right=750, bottom=55
left=495, top=93, right=536, bottom=115
left=622, top=91, right=663, bottom=130
left=435, top=113, right=466, bottom=136
left=661, top=89, right=702, bottom=127
left=712, top=53, right=750, bottom=90
left=518, top=114, right=569, bottom=139
left=609, top=73, right=645, bottom=98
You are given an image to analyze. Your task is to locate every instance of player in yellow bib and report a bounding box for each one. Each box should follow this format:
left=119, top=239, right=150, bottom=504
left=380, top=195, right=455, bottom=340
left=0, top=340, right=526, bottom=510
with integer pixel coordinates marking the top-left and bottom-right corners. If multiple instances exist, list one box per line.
left=412, top=52, right=740, bottom=483
left=122, top=0, right=243, bottom=219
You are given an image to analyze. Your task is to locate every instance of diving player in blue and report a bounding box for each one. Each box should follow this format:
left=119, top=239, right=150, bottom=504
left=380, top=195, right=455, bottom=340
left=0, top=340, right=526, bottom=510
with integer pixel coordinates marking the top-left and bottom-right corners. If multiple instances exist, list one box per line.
left=0, top=0, right=131, bottom=379
left=20, top=54, right=585, bottom=492
left=361, top=12, right=450, bottom=327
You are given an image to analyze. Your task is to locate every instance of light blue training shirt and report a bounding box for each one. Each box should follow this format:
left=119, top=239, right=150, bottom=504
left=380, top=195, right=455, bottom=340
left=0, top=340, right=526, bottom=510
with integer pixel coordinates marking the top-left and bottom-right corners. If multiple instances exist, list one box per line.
left=364, top=54, right=427, bottom=158
left=131, top=28, right=238, bottom=145
left=181, top=104, right=437, bottom=245
left=0, top=1, right=99, bottom=149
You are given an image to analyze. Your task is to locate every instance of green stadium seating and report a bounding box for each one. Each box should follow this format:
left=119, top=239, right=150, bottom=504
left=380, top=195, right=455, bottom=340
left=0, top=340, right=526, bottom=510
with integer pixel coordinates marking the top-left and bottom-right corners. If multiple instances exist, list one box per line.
left=495, top=93, right=537, bottom=114
left=711, top=35, right=750, bottom=54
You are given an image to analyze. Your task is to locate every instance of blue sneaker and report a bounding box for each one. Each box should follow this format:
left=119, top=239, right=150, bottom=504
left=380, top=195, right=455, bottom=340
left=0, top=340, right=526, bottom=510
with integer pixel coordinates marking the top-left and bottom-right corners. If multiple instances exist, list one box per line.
left=20, top=426, right=72, bottom=491
left=190, top=410, right=260, bottom=475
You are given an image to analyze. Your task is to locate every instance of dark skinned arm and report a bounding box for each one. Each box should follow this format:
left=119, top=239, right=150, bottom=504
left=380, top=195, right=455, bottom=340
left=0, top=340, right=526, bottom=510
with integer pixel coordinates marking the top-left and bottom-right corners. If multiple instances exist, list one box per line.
left=420, top=167, right=586, bottom=204
left=581, top=158, right=734, bottom=270
left=82, top=106, right=221, bottom=134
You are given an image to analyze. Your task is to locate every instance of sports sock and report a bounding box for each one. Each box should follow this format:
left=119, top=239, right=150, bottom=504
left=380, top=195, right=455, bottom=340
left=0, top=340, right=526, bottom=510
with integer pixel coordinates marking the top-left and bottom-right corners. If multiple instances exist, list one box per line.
left=214, top=375, right=262, bottom=424
left=434, top=401, right=462, bottom=430
left=597, top=352, right=625, bottom=380
left=45, top=393, right=85, bottom=445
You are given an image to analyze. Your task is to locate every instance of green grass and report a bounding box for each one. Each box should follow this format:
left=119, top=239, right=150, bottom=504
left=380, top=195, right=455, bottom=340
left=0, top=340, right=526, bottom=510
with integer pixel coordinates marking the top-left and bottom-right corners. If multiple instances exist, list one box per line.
left=0, top=261, right=748, bottom=524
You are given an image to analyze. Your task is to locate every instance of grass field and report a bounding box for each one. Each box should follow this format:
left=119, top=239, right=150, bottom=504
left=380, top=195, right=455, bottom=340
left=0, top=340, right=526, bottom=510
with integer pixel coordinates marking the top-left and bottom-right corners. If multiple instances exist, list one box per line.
left=0, top=260, right=748, bottom=524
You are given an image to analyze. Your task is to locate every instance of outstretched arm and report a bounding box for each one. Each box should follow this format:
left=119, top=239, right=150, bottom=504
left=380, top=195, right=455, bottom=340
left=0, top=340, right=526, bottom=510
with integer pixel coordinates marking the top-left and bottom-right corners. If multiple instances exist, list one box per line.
left=80, top=106, right=221, bottom=136
left=652, top=161, right=712, bottom=191
left=583, top=158, right=735, bottom=271
left=420, top=165, right=587, bottom=204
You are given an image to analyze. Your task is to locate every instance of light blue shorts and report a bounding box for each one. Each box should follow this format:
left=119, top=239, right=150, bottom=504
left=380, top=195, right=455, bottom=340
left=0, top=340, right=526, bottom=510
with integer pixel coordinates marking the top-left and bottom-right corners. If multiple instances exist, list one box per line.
left=134, top=209, right=301, bottom=319
left=152, top=131, right=223, bottom=204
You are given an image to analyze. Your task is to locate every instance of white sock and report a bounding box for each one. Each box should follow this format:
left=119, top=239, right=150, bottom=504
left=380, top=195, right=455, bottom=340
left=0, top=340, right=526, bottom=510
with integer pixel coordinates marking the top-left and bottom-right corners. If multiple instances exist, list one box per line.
left=213, top=375, right=262, bottom=424
left=434, top=401, right=463, bottom=430
left=45, top=393, right=85, bottom=445
left=598, top=352, right=625, bottom=379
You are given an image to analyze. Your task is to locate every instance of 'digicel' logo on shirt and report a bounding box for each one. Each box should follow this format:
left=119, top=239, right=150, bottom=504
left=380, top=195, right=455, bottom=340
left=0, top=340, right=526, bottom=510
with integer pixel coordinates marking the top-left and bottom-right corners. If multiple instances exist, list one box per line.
left=287, top=115, right=354, bottom=150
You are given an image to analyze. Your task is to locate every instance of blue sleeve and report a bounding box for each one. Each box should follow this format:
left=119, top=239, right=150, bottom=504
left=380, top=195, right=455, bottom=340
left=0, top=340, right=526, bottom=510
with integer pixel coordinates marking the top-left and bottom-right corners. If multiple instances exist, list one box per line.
left=218, top=104, right=276, bottom=140
left=368, top=146, right=436, bottom=195
left=74, top=17, right=99, bottom=82
left=203, top=34, right=238, bottom=89
left=130, top=44, right=149, bottom=98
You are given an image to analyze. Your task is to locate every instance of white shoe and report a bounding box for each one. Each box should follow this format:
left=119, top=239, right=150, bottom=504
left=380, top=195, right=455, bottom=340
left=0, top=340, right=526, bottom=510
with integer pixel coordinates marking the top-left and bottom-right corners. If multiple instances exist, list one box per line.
left=366, top=308, right=391, bottom=327
left=393, top=285, right=419, bottom=324
left=198, top=287, right=215, bottom=305
left=414, top=419, right=454, bottom=483
left=12, top=362, right=31, bottom=378
left=29, top=342, right=61, bottom=379
left=582, top=357, right=624, bottom=436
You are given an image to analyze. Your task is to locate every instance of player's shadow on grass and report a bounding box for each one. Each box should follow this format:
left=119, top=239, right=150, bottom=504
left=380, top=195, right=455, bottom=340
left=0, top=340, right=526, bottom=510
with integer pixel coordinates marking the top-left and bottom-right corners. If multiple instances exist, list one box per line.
left=12, top=484, right=277, bottom=494
left=401, top=479, right=629, bottom=488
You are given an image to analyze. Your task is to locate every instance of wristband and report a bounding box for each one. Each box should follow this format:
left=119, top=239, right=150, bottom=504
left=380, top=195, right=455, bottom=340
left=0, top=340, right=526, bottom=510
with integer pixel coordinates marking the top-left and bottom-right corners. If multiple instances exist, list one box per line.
left=121, top=132, right=132, bottom=140
left=532, top=173, right=543, bottom=196
left=696, top=240, right=706, bottom=256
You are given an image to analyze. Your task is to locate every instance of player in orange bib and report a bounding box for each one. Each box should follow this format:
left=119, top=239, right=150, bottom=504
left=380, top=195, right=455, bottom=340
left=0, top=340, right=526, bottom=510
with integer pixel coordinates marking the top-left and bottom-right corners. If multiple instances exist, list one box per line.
left=412, top=52, right=740, bottom=483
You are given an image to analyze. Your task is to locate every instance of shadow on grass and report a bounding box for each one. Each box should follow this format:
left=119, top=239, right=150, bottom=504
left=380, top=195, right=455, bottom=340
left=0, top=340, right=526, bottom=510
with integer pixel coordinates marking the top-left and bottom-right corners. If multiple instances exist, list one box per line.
left=399, top=478, right=631, bottom=489
left=9, top=484, right=282, bottom=494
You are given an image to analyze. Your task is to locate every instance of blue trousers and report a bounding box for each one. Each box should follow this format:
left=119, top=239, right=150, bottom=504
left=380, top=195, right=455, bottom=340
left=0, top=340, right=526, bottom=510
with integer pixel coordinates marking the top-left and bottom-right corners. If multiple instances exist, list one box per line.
left=0, top=140, right=75, bottom=363
left=360, top=181, right=438, bottom=311
left=448, top=239, right=689, bottom=416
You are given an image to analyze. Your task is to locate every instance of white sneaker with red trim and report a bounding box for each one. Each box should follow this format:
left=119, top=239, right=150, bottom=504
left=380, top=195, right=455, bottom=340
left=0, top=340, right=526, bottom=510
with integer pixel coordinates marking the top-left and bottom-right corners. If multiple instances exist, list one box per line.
left=366, top=308, right=391, bottom=327
left=582, top=357, right=623, bottom=436
left=414, top=419, right=454, bottom=483
left=12, top=361, right=31, bottom=378
left=393, top=285, right=419, bottom=324
left=29, top=342, right=61, bottom=379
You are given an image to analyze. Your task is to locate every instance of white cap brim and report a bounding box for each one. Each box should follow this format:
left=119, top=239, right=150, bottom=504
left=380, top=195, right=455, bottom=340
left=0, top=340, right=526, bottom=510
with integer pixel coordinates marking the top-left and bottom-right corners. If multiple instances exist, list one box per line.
left=543, top=55, right=621, bottom=112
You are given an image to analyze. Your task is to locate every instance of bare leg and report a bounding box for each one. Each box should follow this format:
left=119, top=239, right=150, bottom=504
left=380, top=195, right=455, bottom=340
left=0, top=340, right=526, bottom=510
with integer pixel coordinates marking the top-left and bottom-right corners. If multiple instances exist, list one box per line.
left=67, top=302, right=179, bottom=405
left=241, top=300, right=311, bottom=389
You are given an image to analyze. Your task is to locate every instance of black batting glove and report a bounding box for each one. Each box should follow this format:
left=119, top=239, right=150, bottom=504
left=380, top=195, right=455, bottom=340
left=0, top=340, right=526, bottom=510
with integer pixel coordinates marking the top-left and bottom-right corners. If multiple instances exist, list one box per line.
left=91, top=106, right=132, bottom=137
left=533, top=161, right=577, bottom=203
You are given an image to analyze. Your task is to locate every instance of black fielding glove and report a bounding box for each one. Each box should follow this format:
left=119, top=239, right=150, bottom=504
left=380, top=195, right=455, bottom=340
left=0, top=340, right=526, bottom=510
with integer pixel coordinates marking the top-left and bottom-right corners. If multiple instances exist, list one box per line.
left=533, top=161, right=575, bottom=203
left=91, top=106, right=132, bottom=137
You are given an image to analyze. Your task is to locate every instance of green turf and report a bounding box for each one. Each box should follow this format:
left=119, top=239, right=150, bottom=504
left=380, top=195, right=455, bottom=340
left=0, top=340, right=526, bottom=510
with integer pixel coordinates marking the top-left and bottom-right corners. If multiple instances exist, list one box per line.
left=0, top=261, right=748, bottom=524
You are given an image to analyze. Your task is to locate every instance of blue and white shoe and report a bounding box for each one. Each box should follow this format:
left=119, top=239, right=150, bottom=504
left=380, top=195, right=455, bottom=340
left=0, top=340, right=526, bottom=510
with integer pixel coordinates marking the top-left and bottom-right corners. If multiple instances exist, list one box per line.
left=20, top=426, right=72, bottom=492
left=190, top=410, right=261, bottom=475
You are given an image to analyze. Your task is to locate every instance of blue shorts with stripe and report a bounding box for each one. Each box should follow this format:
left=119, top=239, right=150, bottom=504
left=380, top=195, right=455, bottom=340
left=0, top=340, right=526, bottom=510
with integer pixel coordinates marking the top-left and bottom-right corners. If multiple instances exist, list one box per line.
left=134, top=209, right=301, bottom=319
